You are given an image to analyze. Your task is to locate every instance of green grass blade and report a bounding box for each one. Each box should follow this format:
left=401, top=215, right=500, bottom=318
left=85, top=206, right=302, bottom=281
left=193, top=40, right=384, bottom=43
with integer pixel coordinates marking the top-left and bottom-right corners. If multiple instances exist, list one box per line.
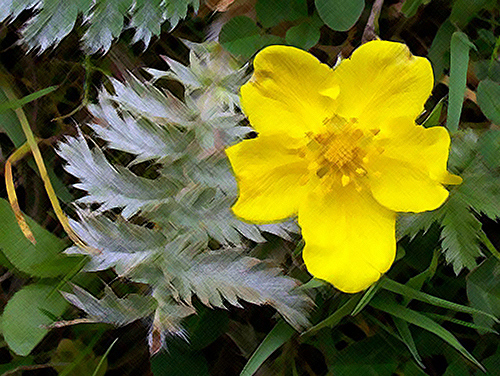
left=393, top=317, right=425, bottom=369
left=371, top=297, right=485, bottom=371
left=423, top=312, right=499, bottom=334
left=381, top=278, right=498, bottom=322
left=240, top=320, right=295, bottom=376
left=351, top=281, right=381, bottom=316
left=91, top=338, right=117, bottom=376
left=58, top=330, right=105, bottom=376
left=447, top=31, right=475, bottom=132
left=301, top=294, right=361, bottom=336
left=0, top=86, right=58, bottom=114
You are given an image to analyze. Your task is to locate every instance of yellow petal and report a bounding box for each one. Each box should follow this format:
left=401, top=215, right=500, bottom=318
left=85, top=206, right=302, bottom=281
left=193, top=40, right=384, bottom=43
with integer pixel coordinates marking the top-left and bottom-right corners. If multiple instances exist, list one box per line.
left=241, top=45, right=338, bottom=137
left=366, top=119, right=460, bottom=212
left=226, top=134, right=308, bottom=223
left=333, top=41, right=433, bottom=126
left=375, top=118, right=460, bottom=183
left=299, top=187, right=396, bottom=293
left=367, top=155, right=450, bottom=213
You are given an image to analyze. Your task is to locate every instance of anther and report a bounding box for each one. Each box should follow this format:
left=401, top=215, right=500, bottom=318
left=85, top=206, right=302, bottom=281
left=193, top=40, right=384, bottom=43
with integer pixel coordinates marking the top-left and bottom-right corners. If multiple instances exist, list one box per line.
left=341, top=175, right=351, bottom=187
left=355, top=168, right=367, bottom=176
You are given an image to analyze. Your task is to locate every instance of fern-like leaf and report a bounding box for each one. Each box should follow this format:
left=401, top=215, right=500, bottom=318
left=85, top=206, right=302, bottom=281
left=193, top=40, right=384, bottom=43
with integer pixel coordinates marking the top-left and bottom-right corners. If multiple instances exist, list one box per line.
left=3, top=0, right=199, bottom=53
left=65, top=211, right=169, bottom=274
left=62, top=285, right=157, bottom=326
left=88, top=101, right=189, bottom=164
left=57, top=132, right=180, bottom=217
left=172, top=250, right=313, bottom=330
left=440, top=195, right=483, bottom=275
left=22, top=0, right=91, bottom=52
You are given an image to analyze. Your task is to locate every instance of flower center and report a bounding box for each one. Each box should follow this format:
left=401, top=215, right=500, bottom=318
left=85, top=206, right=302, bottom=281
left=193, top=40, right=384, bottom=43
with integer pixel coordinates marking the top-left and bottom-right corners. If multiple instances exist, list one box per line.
left=298, top=117, right=379, bottom=190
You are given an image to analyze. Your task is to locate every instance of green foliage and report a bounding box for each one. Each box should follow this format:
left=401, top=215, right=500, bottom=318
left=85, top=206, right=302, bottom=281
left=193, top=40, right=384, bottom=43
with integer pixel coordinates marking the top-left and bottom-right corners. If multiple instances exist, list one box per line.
left=467, top=258, right=500, bottom=334
left=0, top=198, right=84, bottom=277
left=62, top=285, right=157, bottom=326
left=56, top=41, right=312, bottom=347
left=151, top=346, right=210, bottom=376
left=2, top=0, right=500, bottom=373
left=285, top=20, right=322, bottom=50
left=477, top=79, right=500, bottom=125
left=2, top=282, right=70, bottom=356
left=371, top=296, right=484, bottom=370
left=0, top=85, right=58, bottom=114
left=179, top=306, right=229, bottom=351
left=0, top=87, right=25, bottom=147
left=51, top=339, right=107, bottom=376
left=255, top=0, right=308, bottom=28
left=450, top=0, right=497, bottom=28
left=381, top=278, right=497, bottom=321
left=329, top=336, right=400, bottom=376
left=0, top=0, right=199, bottom=53
left=219, top=16, right=283, bottom=58
left=474, top=60, right=500, bottom=82
left=240, top=320, right=295, bottom=376
left=478, top=130, right=500, bottom=169
left=401, top=0, right=432, bottom=18
left=428, top=19, right=455, bottom=82
left=315, top=0, right=365, bottom=32
left=447, top=32, right=475, bottom=132
left=440, top=194, right=483, bottom=274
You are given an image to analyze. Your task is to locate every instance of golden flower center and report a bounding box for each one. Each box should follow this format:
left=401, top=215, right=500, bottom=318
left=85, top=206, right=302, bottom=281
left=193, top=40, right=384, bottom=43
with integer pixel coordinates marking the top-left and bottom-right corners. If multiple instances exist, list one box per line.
left=299, top=119, right=378, bottom=189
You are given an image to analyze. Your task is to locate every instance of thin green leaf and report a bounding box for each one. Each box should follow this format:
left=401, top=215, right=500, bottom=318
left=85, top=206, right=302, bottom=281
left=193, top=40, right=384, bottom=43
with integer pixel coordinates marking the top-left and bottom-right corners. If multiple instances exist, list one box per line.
left=422, top=97, right=445, bottom=128
left=91, top=338, right=118, bottom=376
left=403, top=250, right=440, bottom=306
left=467, top=257, right=500, bottom=333
left=423, top=312, right=498, bottom=334
left=56, top=333, right=107, bottom=376
left=240, top=320, right=296, bottom=376
left=428, top=19, right=455, bottom=82
left=351, top=281, right=381, bottom=316
left=393, top=318, right=425, bottom=369
left=370, top=297, right=485, bottom=371
left=381, top=278, right=497, bottom=322
left=302, top=294, right=361, bottom=336
left=0, top=87, right=25, bottom=147
left=0, top=86, right=58, bottom=114
left=447, top=32, right=475, bottom=132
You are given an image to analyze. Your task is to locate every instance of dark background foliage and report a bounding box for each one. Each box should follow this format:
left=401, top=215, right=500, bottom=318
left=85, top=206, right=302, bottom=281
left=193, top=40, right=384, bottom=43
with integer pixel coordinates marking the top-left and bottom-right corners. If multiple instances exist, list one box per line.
left=0, top=0, right=500, bottom=375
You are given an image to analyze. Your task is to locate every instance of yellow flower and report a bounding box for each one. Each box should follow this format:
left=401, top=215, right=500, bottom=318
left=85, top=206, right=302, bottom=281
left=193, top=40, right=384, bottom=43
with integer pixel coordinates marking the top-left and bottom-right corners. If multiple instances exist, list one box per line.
left=225, top=41, right=461, bottom=293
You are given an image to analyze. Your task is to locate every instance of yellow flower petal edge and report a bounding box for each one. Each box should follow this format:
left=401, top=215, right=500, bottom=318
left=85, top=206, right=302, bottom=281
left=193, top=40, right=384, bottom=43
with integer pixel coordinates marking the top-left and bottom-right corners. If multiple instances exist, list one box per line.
left=300, top=187, right=396, bottom=293
left=226, top=134, right=308, bottom=223
left=240, top=45, right=338, bottom=137
left=333, top=40, right=434, bottom=127
left=226, top=40, right=461, bottom=293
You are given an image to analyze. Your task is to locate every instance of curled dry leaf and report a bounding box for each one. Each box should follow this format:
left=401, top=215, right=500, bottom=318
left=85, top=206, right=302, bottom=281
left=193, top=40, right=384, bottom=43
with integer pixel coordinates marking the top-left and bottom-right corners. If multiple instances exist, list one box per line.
left=205, top=0, right=237, bottom=12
